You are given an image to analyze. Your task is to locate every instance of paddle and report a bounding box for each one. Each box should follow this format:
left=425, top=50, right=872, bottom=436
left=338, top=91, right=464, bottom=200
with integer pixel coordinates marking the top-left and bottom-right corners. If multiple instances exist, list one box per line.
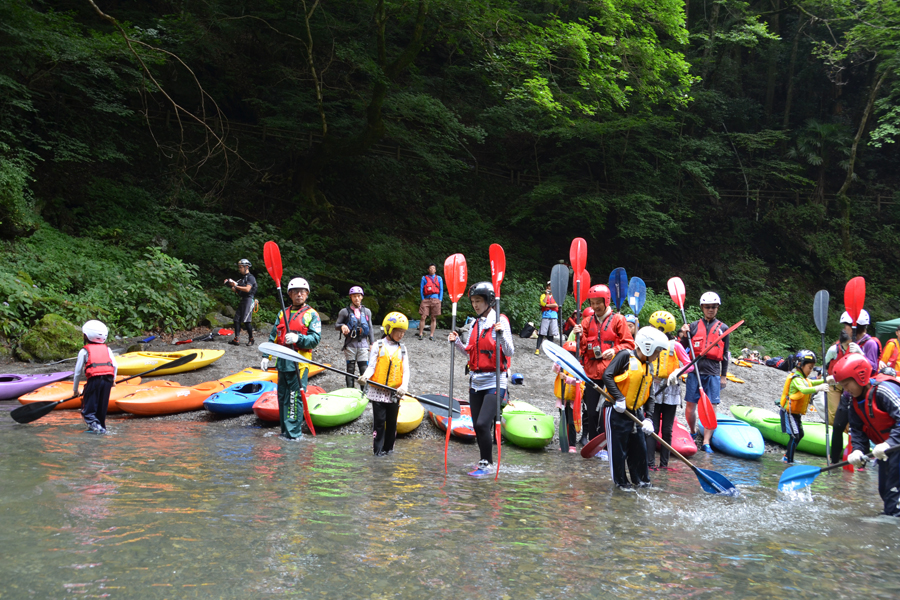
left=572, top=268, right=590, bottom=441
left=667, top=277, right=717, bottom=432
left=258, top=342, right=460, bottom=417
left=844, top=277, right=866, bottom=343
left=628, top=277, right=647, bottom=317
left=580, top=432, right=607, bottom=458
left=175, top=328, right=234, bottom=345
left=443, top=253, right=468, bottom=471
left=778, top=444, right=900, bottom=492
left=653, top=320, right=745, bottom=396
left=550, top=263, right=570, bottom=452
left=569, top=238, right=587, bottom=359
left=263, top=240, right=315, bottom=436
left=608, top=268, right=628, bottom=311
left=490, top=243, right=506, bottom=480
left=418, top=393, right=466, bottom=420
left=11, top=353, right=198, bottom=424
left=813, top=290, right=830, bottom=461
left=540, top=340, right=737, bottom=495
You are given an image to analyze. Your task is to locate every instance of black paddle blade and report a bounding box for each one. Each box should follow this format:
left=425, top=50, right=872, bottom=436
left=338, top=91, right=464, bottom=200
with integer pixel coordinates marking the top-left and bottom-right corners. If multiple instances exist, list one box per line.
left=11, top=397, right=76, bottom=424
left=813, top=290, right=829, bottom=335
left=418, top=394, right=463, bottom=418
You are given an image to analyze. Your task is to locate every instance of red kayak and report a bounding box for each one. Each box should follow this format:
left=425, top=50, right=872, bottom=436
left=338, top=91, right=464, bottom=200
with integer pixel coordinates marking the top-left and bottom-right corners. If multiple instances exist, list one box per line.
left=428, top=404, right=476, bottom=442
left=252, top=385, right=325, bottom=422
left=656, top=419, right=698, bottom=457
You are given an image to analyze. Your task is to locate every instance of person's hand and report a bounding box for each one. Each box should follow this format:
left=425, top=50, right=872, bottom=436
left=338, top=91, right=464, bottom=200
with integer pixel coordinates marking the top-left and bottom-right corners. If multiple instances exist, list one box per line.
left=601, top=348, right=615, bottom=360
left=340, top=325, right=350, bottom=336
left=720, top=375, right=727, bottom=388
left=284, top=332, right=299, bottom=345
left=680, top=323, right=690, bottom=337
left=260, top=357, right=269, bottom=371
left=357, top=375, right=368, bottom=386
left=667, top=371, right=680, bottom=387
left=614, top=399, right=626, bottom=413
left=642, top=419, right=654, bottom=434
left=847, top=449, right=868, bottom=468
left=396, top=384, right=408, bottom=397
left=111, top=380, right=116, bottom=388
left=572, top=324, right=582, bottom=336
left=879, top=360, right=887, bottom=372
left=873, top=442, right=891, bottom=461
left=848, top=342, right=862, bottom=354
left=552, top=363, right=561, bottom=374
left=826, top=375, right=836, bottom=386
left=448, top=331, right=458, bottom=342
left=73, top=386, right=79, bottom=396
left=814, top=383, right=830, bottom=393
left=495, top=320, right=509, bottom=337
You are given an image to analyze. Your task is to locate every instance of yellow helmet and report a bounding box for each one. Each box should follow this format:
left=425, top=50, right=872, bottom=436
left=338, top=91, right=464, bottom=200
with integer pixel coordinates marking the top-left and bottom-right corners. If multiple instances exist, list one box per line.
left=648, top=310, right=676, bottom=334
left=382, top=312, right=409, bottom=335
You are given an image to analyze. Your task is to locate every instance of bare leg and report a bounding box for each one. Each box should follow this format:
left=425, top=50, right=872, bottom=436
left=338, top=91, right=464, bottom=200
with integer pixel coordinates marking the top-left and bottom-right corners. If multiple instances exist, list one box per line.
left=430, top=317, right=437, bottom=338
left=685, top=402, right=697, bottom=435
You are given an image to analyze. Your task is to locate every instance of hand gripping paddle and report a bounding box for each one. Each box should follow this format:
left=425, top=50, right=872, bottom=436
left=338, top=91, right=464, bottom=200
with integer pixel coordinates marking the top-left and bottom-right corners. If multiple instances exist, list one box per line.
left=490, top=244, right=506, bottom=480
left=550, top=263, right=570, bottom=452
left=443, top=253, right=468, bottom=472
left=264, top=240, right=315, bottom=436
left=779, top=444, right=900, bottom=492
left=813, top=290, right=830, bottom=461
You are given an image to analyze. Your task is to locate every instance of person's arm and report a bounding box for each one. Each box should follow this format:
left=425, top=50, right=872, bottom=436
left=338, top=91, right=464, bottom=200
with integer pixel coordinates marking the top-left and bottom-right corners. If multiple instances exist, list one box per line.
left=863, top=341, right=880, bottom=371
left=360, top=342, right=380, bottom=380
left=612, top=317, right=636, bottom=354
left=673, top=342, right=690, bottom=366
left=602, top=351, right=631, bottom=402
left=296, top=310, right=322, bottom=349
left=495, top=315, right=515, bottom=357
left=72, top=349, right=88, bottom=394
left=400, top=345, right=411, bottom=390
left=875, top=384, right=900, bottom=447
left=791, top=377, right=825, bottom=395
left=438, top=276, right=443, bottom=302
left=108, top=347, right=118, bottom=380
left=848, top=402, right=870, bottom=453
left=366, top=309, right=375, bottom=345
left=420, top=276, right=426, bottom=301
left=268, top=321, right=279, bottom=343
left=720, top=323, right=730, bottom=378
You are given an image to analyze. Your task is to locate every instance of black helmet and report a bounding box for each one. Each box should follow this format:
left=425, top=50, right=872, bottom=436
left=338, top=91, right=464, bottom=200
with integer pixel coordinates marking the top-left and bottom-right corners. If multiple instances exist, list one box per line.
left=468, top=281, right=495, bottom=304
left=795, top=349, right=816, bottom=366
left=238, top=258, right=251, bottom=268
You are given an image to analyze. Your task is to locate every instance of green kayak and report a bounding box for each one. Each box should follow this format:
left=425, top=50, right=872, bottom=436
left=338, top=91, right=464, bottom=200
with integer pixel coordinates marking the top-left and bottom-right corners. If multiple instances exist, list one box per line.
left=307, top=388, right=368, bottom=428
left=730, top=405, right=848, bottom=457
left=501, top=401, right=554, bottom=449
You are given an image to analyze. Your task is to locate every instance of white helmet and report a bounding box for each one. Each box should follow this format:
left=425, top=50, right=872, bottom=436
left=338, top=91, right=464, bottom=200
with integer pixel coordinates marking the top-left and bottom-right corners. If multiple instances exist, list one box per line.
left=287, top=277, right=310, bottom=293
left=840, top=311, right=853, bottom=324
left=857, top=309, right=870, bottom=326
left=634, top=326, right=669, bottom=359
left=82, top=320, right=109, bottom=343
left=699, top=291, right=721, bottom=306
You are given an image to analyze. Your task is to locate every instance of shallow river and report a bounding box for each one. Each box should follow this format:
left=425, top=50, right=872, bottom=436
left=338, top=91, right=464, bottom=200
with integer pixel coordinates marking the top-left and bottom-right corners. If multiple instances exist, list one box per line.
left=1, top=409, right=898, bottom=599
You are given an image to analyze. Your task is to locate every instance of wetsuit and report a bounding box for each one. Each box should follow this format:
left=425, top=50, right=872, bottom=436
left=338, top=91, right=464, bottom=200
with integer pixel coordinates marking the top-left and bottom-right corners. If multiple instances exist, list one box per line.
left=779, top=370, right=824, bottom=463
left=848, top=380, right=900, bottom=516
left=267, top=304, right=321, bottom=439
left=602, top=351, right=651, bottom=489
left=334, top=304, right=375, bottom=388
left=233, top=272, right=257, bottom=340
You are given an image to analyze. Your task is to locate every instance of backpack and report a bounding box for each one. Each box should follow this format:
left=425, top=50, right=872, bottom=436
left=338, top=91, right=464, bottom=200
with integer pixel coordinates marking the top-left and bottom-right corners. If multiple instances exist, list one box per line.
left=519, top=323, right=536, bottom=339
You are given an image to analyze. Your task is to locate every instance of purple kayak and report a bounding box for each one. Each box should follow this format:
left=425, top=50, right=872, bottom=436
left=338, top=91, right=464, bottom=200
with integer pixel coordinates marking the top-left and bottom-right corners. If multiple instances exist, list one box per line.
left=0, top=372, right=74, bottom=400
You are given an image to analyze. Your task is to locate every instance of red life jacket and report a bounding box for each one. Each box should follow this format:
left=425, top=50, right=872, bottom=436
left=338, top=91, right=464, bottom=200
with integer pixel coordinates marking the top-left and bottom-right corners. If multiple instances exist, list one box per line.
left=84, top=343, right=115, bottom=377
left=466, top=315, right=511, bottom=373
left=885, top=339, right=900, bottom=369
left=580, top=312, right=626, bottom=378
left=859, top=334, right=883, bottom=358
left=691, top=319, right=725, bottom=362
left=276, top=305, right=311, bottom=348
left=423, top=275, right=440, bottom=296
left=827, top=342, right=848, bottom=376
left=852, top=375, right=900, bottom=444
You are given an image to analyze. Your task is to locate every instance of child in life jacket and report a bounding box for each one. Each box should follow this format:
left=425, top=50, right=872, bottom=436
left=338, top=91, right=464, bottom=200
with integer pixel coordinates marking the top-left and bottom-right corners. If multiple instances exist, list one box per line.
left=645, top=311, right=690, bottom=470
left=358, top=312, right=411, bottom=456
left=552, top=341, right=583, bottom=452
left=73, top=320, right=117, bottom=434
left=779, top=350, right=829, bottom=463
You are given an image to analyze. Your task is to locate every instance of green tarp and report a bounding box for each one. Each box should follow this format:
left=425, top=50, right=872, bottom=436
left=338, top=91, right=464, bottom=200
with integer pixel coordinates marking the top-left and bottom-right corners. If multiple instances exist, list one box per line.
left=875, top=319, right=900, bottom=346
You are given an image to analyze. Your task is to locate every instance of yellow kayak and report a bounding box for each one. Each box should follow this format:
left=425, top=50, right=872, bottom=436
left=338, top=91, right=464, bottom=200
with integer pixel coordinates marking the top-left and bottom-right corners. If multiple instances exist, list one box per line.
left=396, top=396, right=424, bottom=434
left=114, top=350, right=225, bottom=376
left=217, top=364, right=327, bottom=386
left=726, top=374, right=745, bottom=384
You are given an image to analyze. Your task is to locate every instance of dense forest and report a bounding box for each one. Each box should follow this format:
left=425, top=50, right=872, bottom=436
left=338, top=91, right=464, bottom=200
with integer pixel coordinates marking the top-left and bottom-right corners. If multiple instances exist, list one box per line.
left=1, top=0, right=899, bottom=357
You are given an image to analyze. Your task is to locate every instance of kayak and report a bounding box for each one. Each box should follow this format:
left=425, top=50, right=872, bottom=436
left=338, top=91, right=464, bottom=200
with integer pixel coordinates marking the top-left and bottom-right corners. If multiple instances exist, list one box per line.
left=699, top=415, right=765, bottom=460
left=501, top=401, right=554, bottom=448
left=730, top=404, right=849, bottom=457
left=0, top=372, right=74, bottom=400
left=655, top=419, right=698, bottom=457
left=113, top=350, right=225, bottom=376
left=252, top=385, right=325, bottom=422
left=428, top=396, right=476, bottom=442
left=726, top=374, right=745, bottom=384
left=219, top=367, right=279, bottom=386
left=117, top=381, right=226, bottom=416
left=204, top=380, right=278, bottom=415
left=307, top=388, right=368, bottom=427
left=18, top=376, right=143, bottom=410
left=396, top=396, right=424, bottom=434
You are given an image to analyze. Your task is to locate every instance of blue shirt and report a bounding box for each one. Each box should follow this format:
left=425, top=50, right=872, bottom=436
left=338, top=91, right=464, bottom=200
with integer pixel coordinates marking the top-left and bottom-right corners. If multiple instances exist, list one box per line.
left=420, top=275, right=444, bottom=301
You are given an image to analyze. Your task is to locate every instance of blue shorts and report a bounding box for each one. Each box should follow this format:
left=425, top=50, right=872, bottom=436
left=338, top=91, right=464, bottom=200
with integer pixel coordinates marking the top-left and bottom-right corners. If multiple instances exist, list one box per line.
left=684, top=371, right=721, bottom=405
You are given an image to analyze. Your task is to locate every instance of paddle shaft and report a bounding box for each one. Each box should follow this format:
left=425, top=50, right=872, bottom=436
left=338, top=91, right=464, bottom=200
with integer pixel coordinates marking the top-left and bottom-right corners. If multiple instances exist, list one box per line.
left=550, top=264, right=570, bottom=452
left=820, top=443, right=900, bottom=474
left=446, top=301, right=458, bottom=470
left=654, top=320, right=744, bottom=396
left=274, top=288, right=316, bottom=436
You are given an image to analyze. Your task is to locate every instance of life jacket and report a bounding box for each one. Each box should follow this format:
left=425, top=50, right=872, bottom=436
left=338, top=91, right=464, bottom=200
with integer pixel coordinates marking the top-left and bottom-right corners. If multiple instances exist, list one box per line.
left=612, top=353, right=654, bottom=411
left=345, top=306, right=371, bottom=339
left=583, top=312, right=618, bottom=356
left=650, top=345, right=680, bottom=379
left=553, top=372, right=581, bottom=402
left=466, top=315, right=511, bottom=373
left=884, top=339, right=900, bottom=369
left=372, top=341, right=404, bottom=388
left=423, top=275, right=440, bottom=296
left=276, top=305, right=312, bottom=357
left=859, top=334, right=883, bottom=359
left=827, top=342, right=848, bottom=376
left=691, top=319, right=725, bottom=362
left=852, top=376, right=900, bottom=444
left=541, top=293, right=557, bottom=313
left=780, top=371, right=812, bottom=415
left=84, top=343, right=115, bottom=377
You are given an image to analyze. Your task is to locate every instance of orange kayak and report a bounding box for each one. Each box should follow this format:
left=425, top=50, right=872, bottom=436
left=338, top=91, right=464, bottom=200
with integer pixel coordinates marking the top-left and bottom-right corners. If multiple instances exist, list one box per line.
left=116, top=380, right=226, bottom=416
left=18, top=376, right=143, bottom=410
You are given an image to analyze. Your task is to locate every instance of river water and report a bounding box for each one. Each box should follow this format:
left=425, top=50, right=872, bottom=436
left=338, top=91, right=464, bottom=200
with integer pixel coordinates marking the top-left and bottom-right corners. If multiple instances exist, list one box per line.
left=1, top=409, right=898, bottom=599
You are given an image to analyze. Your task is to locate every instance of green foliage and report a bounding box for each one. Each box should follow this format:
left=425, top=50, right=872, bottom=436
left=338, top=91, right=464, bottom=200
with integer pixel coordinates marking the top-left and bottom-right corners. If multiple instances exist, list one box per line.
left=0, top=147, right=36, bottom=238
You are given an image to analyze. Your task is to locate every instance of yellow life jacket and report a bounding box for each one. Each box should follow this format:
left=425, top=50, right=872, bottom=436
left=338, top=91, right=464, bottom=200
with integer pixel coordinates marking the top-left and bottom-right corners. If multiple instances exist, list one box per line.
left=780, top=371, right=812, bottom=415
left=650, top=346, right=679, bottom=379
left=372, top=342, right=404, bottom=388
left=553, top=372, right=582, bottom=402
left=613, top=354, right=654, bottom=411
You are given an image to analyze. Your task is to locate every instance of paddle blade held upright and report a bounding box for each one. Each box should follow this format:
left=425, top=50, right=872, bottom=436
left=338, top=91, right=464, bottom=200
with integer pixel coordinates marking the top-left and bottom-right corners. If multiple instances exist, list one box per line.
left=667, top=277, right=686, bottom=310
left=444, top=253, right=468, bottom=303
left=843, top=277, right=866, bottom=326
left=263, top=241, right=283, bottom=288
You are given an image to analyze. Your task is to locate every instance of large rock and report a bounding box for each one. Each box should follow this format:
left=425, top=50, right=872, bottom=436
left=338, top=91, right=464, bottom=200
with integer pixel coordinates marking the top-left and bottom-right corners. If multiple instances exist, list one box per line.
left=16, top=314, right=83, bottom=362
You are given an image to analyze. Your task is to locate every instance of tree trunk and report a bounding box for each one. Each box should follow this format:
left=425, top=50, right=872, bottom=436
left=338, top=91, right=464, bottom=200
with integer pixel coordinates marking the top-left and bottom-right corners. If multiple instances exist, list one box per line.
left=764, top=0, right=781, bottom=123
left=782, top=17, right=806, bottom=130
left=701, top=1, right=721, bottom=84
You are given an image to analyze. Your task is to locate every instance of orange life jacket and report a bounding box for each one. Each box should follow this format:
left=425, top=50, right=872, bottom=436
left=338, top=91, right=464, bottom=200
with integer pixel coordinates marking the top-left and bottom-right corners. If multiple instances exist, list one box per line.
left=84, top=343, right=115, bottom=377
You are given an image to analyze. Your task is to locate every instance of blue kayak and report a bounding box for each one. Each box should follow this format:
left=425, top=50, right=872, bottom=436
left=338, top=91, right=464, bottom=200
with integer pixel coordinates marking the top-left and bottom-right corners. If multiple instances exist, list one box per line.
left=700, top=414, right=765, bottom=460
left=204, top=380, right=277, bottom=415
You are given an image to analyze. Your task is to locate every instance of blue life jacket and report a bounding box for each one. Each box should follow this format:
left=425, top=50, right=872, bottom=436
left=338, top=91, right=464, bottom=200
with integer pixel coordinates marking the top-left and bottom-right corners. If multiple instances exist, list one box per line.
left=347, top=307, right=371, bottom=339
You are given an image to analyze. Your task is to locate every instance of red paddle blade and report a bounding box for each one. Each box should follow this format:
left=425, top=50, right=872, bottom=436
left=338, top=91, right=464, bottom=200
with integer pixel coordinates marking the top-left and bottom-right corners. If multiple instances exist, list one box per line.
left=263, top=241, right=283, bottom=288
left=844, top=277, right=866, bottom=326
left=698, top=389, right=717, bottom=430
left=569, top=238, right=587, bottom=276
left=667, top=277, right=686, bottom=310
left=843, top=443, right=854, bottom=472
left=574, top=269, right=591, bottom=303
left=489, top=244, right=506, bottom=298
left=444, top=253, right=468, bottom=303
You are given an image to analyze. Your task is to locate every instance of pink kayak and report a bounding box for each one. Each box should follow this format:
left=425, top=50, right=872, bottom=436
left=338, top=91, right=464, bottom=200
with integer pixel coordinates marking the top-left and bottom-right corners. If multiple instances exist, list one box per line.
left=252, top=385, right=325, bottom=422
left=655, top=419, right=698, bottom=457
left=0, top=372, right=74, bottom=400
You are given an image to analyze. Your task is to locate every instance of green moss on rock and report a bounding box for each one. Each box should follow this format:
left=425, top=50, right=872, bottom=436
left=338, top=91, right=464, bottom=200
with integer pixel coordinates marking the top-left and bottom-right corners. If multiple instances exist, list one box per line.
left=16, top=314, right=83, bottom=362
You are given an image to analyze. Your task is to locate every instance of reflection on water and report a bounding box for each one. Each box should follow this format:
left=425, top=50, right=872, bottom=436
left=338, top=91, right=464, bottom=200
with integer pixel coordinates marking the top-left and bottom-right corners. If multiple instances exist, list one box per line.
left=1, top=407, right=898, bottom=599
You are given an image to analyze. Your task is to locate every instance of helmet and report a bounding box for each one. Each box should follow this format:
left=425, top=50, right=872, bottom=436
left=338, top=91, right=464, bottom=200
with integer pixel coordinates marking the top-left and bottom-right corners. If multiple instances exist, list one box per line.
left=699, top=292, right=721, bottom=306
left=348, top=286, right=364, bottom=296
left=795, top=349, right=817, bottom=366
left=82, top=320, right=109, bottom=343
left=468, top=281, right=495, bottom=305
left=833, top=353, right=872, bottom=386
left=382, top=312, right=409, bottom=335
left=238, top=258, right=251, bottom=268
left=625, top=314, right=638, bottom=324
left=839, top=311, right=853, bottom=324
left=546, top=281, right=552, bottom=287
left=582, top=307, right=595, bottom=319
left=648, top=310, right=676, bottom=334
left=634, top=327, right=669, bottom=359
left=563, top=341, right=577, bottom=352
left=857, top=309, right=870, bottom=326
left=586, top=284, right=611, bottom=307
left=288, top=277, right=310, bottom=293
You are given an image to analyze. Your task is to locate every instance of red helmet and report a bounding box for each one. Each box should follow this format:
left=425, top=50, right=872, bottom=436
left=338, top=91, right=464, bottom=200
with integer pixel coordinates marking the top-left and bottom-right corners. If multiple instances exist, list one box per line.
left=563, top=341, right=577, bottom=352
left=582, top=307, right=595, bottom=319
left=586, top=284, right=610, bottom=306
left=833, top=353, right=872, bottom=387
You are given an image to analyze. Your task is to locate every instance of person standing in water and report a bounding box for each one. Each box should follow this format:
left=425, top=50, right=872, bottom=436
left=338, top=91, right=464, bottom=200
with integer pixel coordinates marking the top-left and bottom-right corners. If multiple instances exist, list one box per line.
left=73, top=320, right=117, bottom=434
left=645, top=311, right=689, bottom=470
left=778, top=350, right=829, bottom=464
